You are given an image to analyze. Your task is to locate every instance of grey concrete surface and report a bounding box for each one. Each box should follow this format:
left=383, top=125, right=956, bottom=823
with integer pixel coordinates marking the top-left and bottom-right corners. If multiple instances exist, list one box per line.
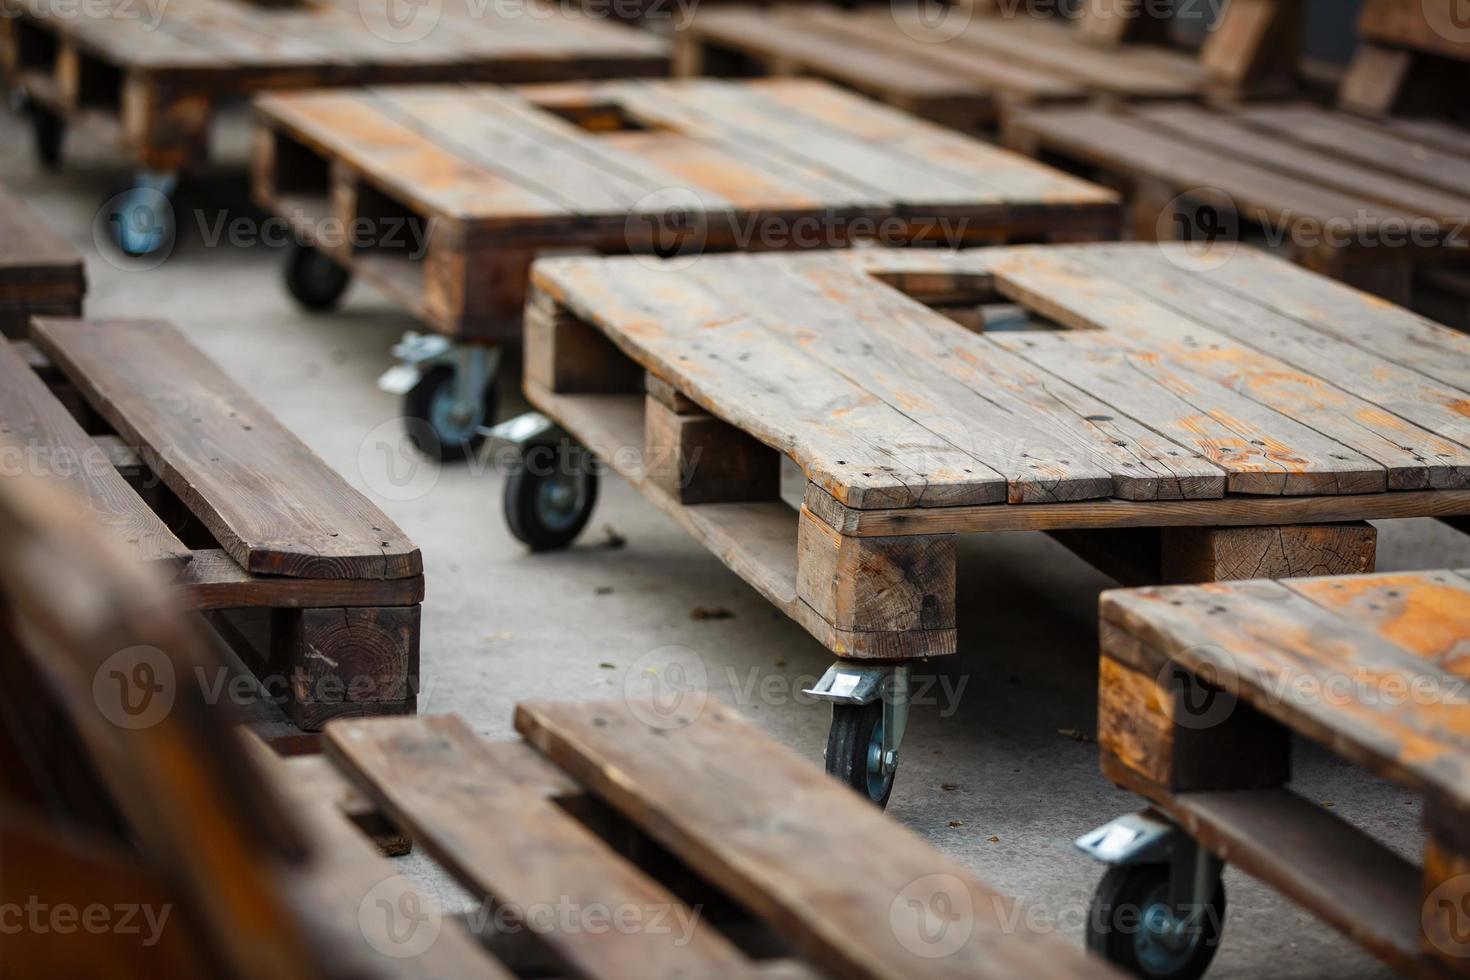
left=7, top=102, right=1468, bottom=978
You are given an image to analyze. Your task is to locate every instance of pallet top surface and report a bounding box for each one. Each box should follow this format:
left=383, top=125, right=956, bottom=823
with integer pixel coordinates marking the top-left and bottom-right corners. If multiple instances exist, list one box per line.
left=1008, top=101, right=1470, bottom=241
left=531, top=242, right=1470, bottom=518
left=1102, top=569, right=1470, bottom=806
left=6, top=0, right=668, bottom=72
left=254, top=77, right=1117, bottom=230
left=0, top=183, right=83, bottom=283
left=683, top=5, right=1205, bottom=103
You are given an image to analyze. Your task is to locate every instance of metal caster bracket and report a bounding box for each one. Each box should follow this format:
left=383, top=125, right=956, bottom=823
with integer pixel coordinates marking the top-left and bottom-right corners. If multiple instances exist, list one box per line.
left=378, top=332, right=501, bottom=410
left=482, top=411, right=568, bottom=451
left=805, top=663, right=910, bottom=776
left=1077, top=811, right=1223, bottom=921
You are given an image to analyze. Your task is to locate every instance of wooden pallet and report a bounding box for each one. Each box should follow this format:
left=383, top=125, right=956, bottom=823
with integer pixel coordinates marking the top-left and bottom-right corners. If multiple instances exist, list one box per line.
left=251, top=77, right=1119, bottom=340
left=2, top=318, right=423, bottom=732
left=1098, top=569, right=1470, bottom=977
left=671, top=2, right=1304, bottom=133
left=1342, top=0, right=1470, bottom=116
left=0, top=471, right=1118, bottom=978
left=524, top=241, right=1470, bottom=659
left=1003, top=100, right=1470, bottom=311
left=0, top=182, right=84, bottom=339
left=0, top=0, right=668, bottom=171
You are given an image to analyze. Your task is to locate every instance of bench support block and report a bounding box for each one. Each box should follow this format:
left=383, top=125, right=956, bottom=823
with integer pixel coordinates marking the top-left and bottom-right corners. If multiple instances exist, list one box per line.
left=525, top=296, right=642, bottom=394
left=644, top=395, right=781, bottom=505
left=272, top=605, right=420, bottom=730
left=1160, top=522, right=1377, bottom=583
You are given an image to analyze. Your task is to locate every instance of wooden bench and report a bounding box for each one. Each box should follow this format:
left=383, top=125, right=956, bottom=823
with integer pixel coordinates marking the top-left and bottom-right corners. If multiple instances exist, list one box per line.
left=250, top=76, right=1119, bottom=455
left=672, top=1, right=1305, bottom=134
left=505, top=240, right=1470, bottom=802
left=2, top=317, right=423, bottom=737
left=0, top=181, right=84, bottom=339
left=1088, top=569, right=1470, bottom=978
left=0, top=469, right=1118, bottom=980
left=1342, top=0, right=1470, bottom=117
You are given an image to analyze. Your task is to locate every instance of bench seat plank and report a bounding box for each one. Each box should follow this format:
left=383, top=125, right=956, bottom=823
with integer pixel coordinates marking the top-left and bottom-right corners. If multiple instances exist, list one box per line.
left=325, top=715, right=754, bottom=980
left=514, top=699, right=1105, bottom=980
left=0, top=339, right=189, bottom=567
left=29, top=318, right=421, bottom=580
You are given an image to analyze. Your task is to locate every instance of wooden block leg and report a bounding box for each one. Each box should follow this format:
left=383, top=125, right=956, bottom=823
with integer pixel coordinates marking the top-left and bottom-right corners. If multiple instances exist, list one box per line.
left=644, top=394, right=780, bottom=504
left=1301, top=247, right=1415, bottom=308
left=271, top=605, right=420, bottom=730
left=1161, top=522, right=1376, bottom=584
left=1099, top=633, right=1291, bottom=795
left=1423, top=799, right=1470, bottom=972
left=121, top=74, right=212, bottom=172
left=524, top=295, right=642, bottom=394
left=424, top=239, right=536, bottom=340
left=794, top=506, right=956, bottom=660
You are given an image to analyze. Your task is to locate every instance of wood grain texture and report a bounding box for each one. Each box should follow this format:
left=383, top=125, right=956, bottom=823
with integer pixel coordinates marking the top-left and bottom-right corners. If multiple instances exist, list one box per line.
left=1159, top=523, right=1377, bottom=583
left=0, top=182, right=85, bottom=338
left=31, top=317, right=421, bottom=580
left=515, top=698, right=1112, bottom=980
left=0, top=341, right=189, bottom=566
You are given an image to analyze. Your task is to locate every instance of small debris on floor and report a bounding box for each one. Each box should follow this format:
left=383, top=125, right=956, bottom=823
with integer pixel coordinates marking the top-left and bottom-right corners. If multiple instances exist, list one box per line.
left=1321, top=800, right=1335, bottom=808
left=988, top=836, right=1000, bottom=843
left=691, top=606, right=734, bottom=621
left=948, top=820, right=964, bottom=828
left=1058, top=728, right=1094, bottom=743
left=594, top=586, right=614, bottom=595
left=597, top=525, right=627, bottom=549
left=598, top=662, right=617, bottom=670
left=941, top=783, right=958, bottom=792
left=485, top=631, right=513, bottom=643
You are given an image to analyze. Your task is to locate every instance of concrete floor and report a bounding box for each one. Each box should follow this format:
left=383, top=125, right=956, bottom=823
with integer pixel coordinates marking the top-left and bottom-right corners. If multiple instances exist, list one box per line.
left=8, top=103, right=1470, bottom=978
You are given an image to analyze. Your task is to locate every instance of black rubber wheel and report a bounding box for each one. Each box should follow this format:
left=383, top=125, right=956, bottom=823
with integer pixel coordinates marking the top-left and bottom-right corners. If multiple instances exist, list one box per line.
left=30, top=104, right=65, bottom=171
left=825, top=701, right=895, bottom=808
left=1086, top=864, right=1226, bottom=980
left=402, top=364, right=499, bottom=463
left=284, top=243, right=351, bottom=312
left=503, top=440, right=599, bottom=552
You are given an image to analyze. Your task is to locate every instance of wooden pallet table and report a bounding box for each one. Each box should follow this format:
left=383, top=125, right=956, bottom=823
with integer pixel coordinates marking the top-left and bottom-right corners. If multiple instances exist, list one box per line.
left=1341, top=0, right=1470, bottom=117
left=0, top=0, right=667, bottom=253
left=0, top=181, right=84, bottom=339
left=1082, top=569, right=1470, bottom=978
left=671, top=1, right=1304, bottom=134
left=510, top=240, right=1470, bottom=803
left=250, top=76, right=1119, bottom=457
left=1003, top=99, right=1470, bottom=316
left=2, top=317, right=423, bottom=737
left=0, top=469, right=1119, bottom=978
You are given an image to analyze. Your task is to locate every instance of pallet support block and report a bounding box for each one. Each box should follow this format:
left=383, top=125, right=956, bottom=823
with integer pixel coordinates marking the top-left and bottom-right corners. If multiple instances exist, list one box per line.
left=271, top=605, right=420, bottom=729
left=796, top=506, right=956, bottom=641
left=121, top=74, right=212, bottom=172
left=424, top=238, right=536, bottom=338
left=1201, top=0, right=1303, bottom=98
left=644, top=394, right=780, bottom=505
left=1422, top=798, right=1470, bottom=968
left=525, top=297, right=642, bottom=394
left=1159, top=522, right=1377, bottom=583
left=1099, top=635, right=1292, bottom=794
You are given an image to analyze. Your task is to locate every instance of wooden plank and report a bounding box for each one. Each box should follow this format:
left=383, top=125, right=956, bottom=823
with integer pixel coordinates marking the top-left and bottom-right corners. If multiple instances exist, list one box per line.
left=515, top=699, right=1109, bottom=980
left=30, top=318, right=421, bottom=580
left=0, top=340, right=189, bottom=566
left=174, top=549, right=425, bottom=610
left=0, top=183, right=85, bottom=286
left=1100, top=578, right=1470, bottom=803
left=324, top=714, right=754, bottom=980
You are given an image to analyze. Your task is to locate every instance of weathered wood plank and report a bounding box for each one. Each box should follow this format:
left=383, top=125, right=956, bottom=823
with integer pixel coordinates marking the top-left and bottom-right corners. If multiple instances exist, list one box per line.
left=30, top=317, right=421, bottom=580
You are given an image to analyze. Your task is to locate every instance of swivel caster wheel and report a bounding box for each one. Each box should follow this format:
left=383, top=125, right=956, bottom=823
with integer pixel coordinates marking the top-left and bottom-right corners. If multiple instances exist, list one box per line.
left=503, top=439, right=599, bottom=552
left=285, top=243, right=351, bottom=312
left=106, top=178, right=177, bottom=258
left=403, top=364, right=500, bottom=463
left=1086, top=864, right=1226, bottom=980
left=826, top=701, right=895, bottom=808
left=28, top=102, right=65, bottom=171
